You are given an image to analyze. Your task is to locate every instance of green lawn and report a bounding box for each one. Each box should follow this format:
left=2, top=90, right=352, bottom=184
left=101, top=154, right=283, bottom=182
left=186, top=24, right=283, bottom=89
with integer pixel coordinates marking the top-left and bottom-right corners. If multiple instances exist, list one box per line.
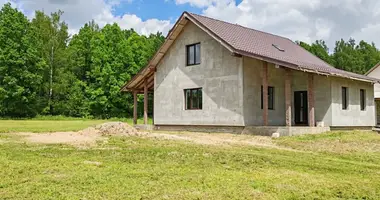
left=0, top=117, right=152, bottom=133
left=1, top=122, right=380, bottom=199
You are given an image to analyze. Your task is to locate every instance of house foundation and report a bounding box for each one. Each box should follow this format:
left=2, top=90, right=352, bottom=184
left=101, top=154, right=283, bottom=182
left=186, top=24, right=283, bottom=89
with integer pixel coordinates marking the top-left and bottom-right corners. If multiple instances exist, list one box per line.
left=149, top=125, right=330, bottom=137
left=242, top=126, right=330, bottom=137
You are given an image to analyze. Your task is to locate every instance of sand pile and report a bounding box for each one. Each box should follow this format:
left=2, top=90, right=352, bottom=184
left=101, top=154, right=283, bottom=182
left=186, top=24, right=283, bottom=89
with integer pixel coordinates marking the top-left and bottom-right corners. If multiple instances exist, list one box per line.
left=80, top=122, right=143, bottom=136
left=25, top=122, right=143, bottom=145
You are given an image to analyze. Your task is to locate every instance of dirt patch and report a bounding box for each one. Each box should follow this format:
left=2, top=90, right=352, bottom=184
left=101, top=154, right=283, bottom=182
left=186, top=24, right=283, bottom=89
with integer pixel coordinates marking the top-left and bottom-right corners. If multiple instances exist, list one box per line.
left=17, top=122, right=291, bottom=150
left=147, top=132, right=287, bottom=149
left=82, top=122, right=145, bottom=136
left=26, top=131, right=103, bottom=145
left=23, top=122, right=141, bottom=146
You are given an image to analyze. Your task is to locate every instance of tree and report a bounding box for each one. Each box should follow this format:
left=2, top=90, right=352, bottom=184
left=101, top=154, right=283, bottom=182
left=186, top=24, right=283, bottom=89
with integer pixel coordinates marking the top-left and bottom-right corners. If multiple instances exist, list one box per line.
left=31, top=10, right=69, bottom=114
left=0, top=3, right=45, bottom=117
left=297, top=40, right=333, bottom=65
left=0, top=3, right=166, bottom=118
left=298, top=39, right=380, bottom=75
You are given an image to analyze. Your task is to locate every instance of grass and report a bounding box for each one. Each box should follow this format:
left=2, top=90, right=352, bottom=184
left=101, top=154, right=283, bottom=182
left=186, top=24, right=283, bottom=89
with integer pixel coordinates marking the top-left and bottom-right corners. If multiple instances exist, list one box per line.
left=1, top=122, right=380, bottom=199
left=0, top=117, right=153, bottom=133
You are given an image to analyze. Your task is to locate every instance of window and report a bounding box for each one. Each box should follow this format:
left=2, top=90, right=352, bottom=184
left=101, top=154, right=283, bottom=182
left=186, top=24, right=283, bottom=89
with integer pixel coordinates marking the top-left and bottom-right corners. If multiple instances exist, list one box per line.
left=261, top=86, right=275, bottom=110
left=342, top=87, right=348, bottom=110
left=185, top=88, right=202, bottom=110
left=360, top=89, right=366, bottom=111
left=186, top=43, right=201, bottom=66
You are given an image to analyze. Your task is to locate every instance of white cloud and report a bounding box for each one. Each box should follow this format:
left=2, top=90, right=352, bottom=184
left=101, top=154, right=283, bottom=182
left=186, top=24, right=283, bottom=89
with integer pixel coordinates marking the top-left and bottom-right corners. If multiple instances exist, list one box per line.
left=352, top=23, right=380, bottom=45
left=178, top=0, right=380, bottom=48
left=4, top=0, right=172, bottom=36
left=95, top=9, right=171, bottom=36
left=175, top=0, right=222, bottom=8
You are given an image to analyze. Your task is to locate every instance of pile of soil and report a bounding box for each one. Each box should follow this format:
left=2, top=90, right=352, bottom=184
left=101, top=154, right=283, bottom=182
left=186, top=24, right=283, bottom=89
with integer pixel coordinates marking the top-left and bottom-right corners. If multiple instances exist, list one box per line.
left=80, top=122, right=143, bottom=136
left=25, top=122, right=142, bottom=145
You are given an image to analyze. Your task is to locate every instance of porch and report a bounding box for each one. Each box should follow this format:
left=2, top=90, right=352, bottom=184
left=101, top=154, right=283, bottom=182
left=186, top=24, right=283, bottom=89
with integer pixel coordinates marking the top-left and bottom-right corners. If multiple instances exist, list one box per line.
left=122, top=60, right=322, bottom=132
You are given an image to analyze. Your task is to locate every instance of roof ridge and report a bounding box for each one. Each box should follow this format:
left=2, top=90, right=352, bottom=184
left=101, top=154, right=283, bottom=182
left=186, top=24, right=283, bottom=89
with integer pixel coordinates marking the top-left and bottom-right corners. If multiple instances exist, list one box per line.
left=186, top=12, right=294, bottom=42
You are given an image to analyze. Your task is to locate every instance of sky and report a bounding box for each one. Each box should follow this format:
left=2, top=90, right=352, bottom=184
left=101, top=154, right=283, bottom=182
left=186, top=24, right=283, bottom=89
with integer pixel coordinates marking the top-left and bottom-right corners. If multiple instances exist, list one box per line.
left=2, top=0, right=380, bottom=50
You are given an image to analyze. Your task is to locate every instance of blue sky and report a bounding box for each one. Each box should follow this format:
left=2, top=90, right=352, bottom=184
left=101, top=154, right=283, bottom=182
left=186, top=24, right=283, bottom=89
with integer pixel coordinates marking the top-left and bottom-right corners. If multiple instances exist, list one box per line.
left=3, top=0, right=380, bottom=48
left=113, top=0, right=242, bottom=22
left=114, top=1, right=200, bottom=22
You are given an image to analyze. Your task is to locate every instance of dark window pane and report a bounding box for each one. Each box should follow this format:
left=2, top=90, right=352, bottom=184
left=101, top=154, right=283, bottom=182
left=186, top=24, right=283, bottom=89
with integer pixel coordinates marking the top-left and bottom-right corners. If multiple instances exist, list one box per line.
left=185, top=88, right=203, bottom=110
left=192, top=89, right=198, bottom=109
left=198, top=89, right=202, bottom=109
left=186, top=90, right=191, bottom=110
left=342, top=87, right=348, bottom=110
left=186, top=43, right=200, bottom=66
left=261, top=86, right=274, bottom=110
left=268, top=87, right=274, bottom=110
left=360, top=89, right=366, bottom=111
left=195, top=44, right=201, bottom=64
left=261, top=86, right=263, bottom=109
left=187, top=46, right=195, bottom=65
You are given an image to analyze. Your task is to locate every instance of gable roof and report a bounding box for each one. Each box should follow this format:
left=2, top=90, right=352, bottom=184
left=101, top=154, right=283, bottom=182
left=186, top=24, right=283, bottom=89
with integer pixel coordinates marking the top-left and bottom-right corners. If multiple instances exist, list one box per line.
left=365, top=61, right=380, bottom=76
left=121, top=12, right=379, bottom=92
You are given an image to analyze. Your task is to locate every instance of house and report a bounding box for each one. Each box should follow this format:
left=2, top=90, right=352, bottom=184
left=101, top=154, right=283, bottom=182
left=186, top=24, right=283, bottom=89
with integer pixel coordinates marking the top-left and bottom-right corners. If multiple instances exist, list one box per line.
left=121, top=12, right=379, bottom=136
left=365, top=62, right=380, bottom=125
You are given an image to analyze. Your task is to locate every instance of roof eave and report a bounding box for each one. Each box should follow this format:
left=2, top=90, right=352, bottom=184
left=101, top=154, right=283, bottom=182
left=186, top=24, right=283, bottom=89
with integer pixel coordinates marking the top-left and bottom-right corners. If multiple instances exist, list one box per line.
left=365, top=61, right=380, bottom=76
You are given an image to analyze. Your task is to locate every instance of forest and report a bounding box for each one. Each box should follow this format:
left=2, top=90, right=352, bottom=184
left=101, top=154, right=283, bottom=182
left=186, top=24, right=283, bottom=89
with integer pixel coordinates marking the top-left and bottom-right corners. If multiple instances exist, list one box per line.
left=0, top=3, right=379, bottom=118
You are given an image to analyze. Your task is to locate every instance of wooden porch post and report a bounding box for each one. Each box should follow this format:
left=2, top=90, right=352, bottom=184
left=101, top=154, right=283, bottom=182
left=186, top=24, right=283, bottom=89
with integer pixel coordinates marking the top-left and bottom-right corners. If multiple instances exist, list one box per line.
left=144, top=78, right=148, bottom=125
left=262, top=61, right=268, bottom=126
left=308, top=73, right=315, bottom=127
left=285, top=69, right=292, bottom=127
left=133, top=91, right=138, bottom=125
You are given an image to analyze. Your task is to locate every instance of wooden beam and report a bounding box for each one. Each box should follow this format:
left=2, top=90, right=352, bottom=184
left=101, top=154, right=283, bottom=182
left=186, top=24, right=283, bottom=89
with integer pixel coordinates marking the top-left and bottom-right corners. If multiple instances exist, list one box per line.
left=133, top=91, right=138, bottom=125
left=308, top=73, right=315, bottom=127
left=144, top=78, right=148, bottom=125
left=147, top=78, right=154, bottom=89
left=134, top=72, right=154, bottom=90
left=285, top=69, right=292, bottom=127
left=262, top=61, right=268, bottom=126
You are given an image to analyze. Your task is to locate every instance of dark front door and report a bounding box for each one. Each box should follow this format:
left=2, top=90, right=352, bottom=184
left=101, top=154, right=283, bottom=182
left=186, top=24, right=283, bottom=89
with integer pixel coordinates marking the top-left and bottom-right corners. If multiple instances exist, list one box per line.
left=294, top=91, right=308, bottom=126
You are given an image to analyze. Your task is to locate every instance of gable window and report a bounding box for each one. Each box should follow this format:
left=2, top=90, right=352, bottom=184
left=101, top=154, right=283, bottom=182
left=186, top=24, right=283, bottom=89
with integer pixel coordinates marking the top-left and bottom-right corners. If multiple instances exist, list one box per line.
left=360, top=89, right=366, bottom=111
left=261, top=86, right=275, bottom=110
left=186, top=43, right=201, bottom=66
left=185, top=88, right=202, bottom=110
left=342, top=87, right=349, bottom=110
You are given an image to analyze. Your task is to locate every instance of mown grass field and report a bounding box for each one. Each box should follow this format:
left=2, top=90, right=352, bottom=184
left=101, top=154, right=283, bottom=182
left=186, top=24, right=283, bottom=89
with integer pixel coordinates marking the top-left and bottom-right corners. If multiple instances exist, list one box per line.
left=1, top=120, right=380, bottom=199
left=0, top=117, right=152, bottom=133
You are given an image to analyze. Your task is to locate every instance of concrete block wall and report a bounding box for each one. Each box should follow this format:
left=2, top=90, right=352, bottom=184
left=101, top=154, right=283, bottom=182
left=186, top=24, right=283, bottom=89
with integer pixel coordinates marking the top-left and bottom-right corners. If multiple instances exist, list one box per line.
left=366, top=65, right=380, bottom=98
left=243, top=57, right=285, bottom=126
left=154, top=22, right=244, bottom=126
left=153, top=20, right=374, bottom=128
left=330, top=77, right=375, bottom=127
left=243, top=57, right=333, bottom=126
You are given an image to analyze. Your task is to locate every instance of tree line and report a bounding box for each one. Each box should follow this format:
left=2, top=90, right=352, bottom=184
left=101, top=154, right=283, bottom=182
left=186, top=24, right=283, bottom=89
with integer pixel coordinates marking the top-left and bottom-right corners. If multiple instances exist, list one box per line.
left=1, top=2, right=379, bottom=118
left=0, top=3, right=164, bottom=118
left=298, top=39, right=380, bottom=74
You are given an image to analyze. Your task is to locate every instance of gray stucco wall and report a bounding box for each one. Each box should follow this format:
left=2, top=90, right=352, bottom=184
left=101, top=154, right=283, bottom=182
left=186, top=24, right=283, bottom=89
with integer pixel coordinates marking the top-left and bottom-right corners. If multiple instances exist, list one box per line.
left=153, top=21, right=373, bottom=128
left=243, top=57, right=285, bottom=125
left=330, top=77, right=375, bottom=126
left=243, top=57, right=332, bottom=126
left=366, top=66, right=380, bottom=98
left=154, top=22, right=244, bottom=126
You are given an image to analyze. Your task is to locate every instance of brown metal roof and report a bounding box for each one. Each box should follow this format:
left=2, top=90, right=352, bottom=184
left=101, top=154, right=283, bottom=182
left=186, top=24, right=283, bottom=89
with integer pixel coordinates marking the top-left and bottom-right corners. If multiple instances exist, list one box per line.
left=121, top=12, right=379, bottom=92
left=188, top=12, right=379, bottom=83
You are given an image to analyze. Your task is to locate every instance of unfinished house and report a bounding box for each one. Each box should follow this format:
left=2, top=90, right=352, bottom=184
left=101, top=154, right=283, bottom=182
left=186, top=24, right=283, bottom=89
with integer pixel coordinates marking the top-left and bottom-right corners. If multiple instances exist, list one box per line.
left=121, top=12, right=379, bottom=136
